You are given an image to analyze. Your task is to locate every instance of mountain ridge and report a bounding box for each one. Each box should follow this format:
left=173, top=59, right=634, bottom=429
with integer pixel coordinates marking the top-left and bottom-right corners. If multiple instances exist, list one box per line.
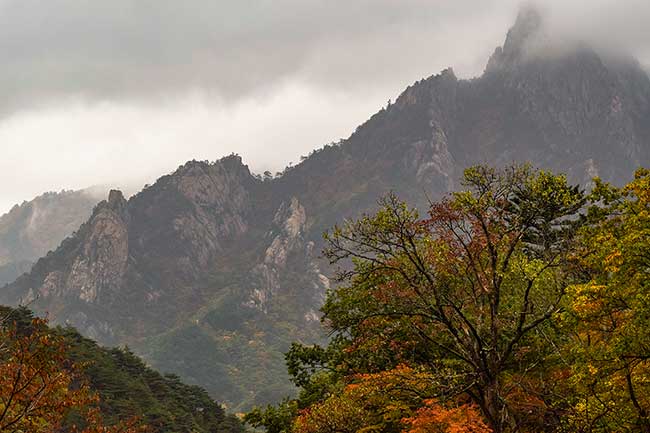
left=2, top=7, right=649, bottom=410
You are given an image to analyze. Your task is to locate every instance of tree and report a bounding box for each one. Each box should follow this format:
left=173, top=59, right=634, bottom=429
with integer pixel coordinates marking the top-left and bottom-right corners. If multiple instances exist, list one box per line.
left=403, top=399, right=491, bottom=433
left=292, top=365, right=488, bottom=433
left=566, top=168, right=650, bottom=432
left=321, top=165, right=585, bottom=432
left=0, top=312, right=146, bottom=433
left=245, top=399, right=299, bottom=433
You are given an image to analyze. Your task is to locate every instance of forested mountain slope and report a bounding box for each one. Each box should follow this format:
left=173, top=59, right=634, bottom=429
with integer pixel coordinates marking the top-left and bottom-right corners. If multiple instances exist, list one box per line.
left=0, top=306, right=244, bottom=432
left=2, top=7, right=649, bottom=410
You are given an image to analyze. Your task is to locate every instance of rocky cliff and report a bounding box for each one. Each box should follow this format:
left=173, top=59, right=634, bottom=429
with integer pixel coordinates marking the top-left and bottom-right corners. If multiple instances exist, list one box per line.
left=2, top=7, right=649, bottom=410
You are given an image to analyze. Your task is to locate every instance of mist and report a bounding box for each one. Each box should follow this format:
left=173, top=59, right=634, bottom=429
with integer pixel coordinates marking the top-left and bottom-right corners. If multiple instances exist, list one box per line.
left=1, top=0, right=649, bottom=214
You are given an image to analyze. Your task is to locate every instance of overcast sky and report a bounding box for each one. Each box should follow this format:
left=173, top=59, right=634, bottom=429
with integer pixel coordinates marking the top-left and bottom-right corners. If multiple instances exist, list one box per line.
left=1, top=0, right=649, bottom=214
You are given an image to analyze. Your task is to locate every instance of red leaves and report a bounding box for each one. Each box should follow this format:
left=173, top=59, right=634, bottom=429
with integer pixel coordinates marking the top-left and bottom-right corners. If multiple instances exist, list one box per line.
left=0, top=317, right=147, bottom=433
left=317, top=165, right=587, bottom=433
left=403, top=399, right=492, bottom=433
left=293, top=366, right=481, bottom=433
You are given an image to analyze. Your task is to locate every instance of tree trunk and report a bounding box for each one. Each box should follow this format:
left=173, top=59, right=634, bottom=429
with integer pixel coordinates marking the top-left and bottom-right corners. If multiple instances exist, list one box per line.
left=476, top=377, right=508, bottom=433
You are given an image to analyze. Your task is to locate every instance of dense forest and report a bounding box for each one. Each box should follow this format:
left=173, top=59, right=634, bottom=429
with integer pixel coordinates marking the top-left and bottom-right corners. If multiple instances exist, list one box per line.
left=0, top=306, right=244, bottom=433
left=1, top=163, right=648, bottom=433
left=246, top=165, right=650, bottom=433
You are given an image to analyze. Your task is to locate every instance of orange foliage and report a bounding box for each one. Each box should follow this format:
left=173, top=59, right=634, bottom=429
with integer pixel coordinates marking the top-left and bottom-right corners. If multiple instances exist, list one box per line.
left=293, top=365, right=491, bottom=433
left=0, top=317, right=147, bottom=433
left=403, top=399, right=492, bottom=433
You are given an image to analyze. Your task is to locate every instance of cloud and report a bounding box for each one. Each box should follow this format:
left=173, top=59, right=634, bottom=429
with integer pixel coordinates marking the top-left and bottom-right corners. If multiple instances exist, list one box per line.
left=0, top=0, right=527, bottom=112
left=0, top=0, right=649, bottom=213
left=0, top=0, right=648, bottom=112
left=0, top=81, right=386, bottom=213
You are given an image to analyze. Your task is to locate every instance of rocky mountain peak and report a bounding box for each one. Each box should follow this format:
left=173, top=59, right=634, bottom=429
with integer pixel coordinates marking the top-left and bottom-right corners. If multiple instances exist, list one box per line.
left=438, top=67, right=457, bottom=81
left=107, top=189, right=125, bottom=206
left=504, top=6, right=543, bottom=53
left=91, top=189, right=129, bottom=228
left=218, top=153, right=249, bottom=174
left=106, top=189, right=128, bottom=215
left=486, top=5, right=545, bottom=72
left=170, top=155, right=251, bottom=182
left=2, top=8, right=649, bottom=410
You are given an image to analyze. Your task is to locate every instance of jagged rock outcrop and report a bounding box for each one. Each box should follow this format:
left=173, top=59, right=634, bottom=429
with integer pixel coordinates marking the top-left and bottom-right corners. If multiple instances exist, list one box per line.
left=60, top=190, right=129, bottom=304
left=2, top=6, right=649, bottom=411
left=248, top=197, right=327, bottom=319
left=19, top=191, right=129, bottom=303
left=486, top=6, right=546, bottom=73
left=128, top=158, right=253, bottom=282
left=479, top=7, right=650, bottom=185
left=3, top=156, right=259, bottom=343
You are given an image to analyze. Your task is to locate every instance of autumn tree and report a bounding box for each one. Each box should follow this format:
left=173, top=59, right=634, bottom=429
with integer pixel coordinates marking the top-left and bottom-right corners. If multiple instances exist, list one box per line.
left=403, top=399, right=491, bottom=433
left=320, top=165, right=585, bottom=432
left=292, top=365, right=488, bottom=433
left=0, top=311, right=146, bottom=433
left=566, top=168, right=650, bottom=432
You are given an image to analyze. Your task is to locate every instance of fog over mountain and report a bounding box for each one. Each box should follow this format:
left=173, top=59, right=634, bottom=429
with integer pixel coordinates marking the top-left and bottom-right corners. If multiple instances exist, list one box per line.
left=1, top=0, right=649, bottom=214
left=2, top=4, right=649, bottom=411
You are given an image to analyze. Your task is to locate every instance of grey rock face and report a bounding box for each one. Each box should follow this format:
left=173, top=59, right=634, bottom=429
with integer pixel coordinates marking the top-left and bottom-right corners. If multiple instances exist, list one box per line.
left=21, top=190, right=129, bottom=304
left=1, top=157, right=258, bottom=339
left=405, top=69, right=458, bottom=190
left=163, top=160, right=251, bottom=275
left=64, top=191, right=129, bottom=304
left=478, top=7, right=650, bottom=185
left=2, top=6, right=648, bottom=409
left=486, top=6, right=544, bottom=72
left=248, top=197, right=327, bottom=315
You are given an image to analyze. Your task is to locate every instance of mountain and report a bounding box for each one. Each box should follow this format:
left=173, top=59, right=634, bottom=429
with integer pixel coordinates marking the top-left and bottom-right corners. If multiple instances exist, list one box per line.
left=2, top=7, right=649, bottom=411
left=0, top=189, right=100, bottom=286
left=2, top=159, right=329, bottom=410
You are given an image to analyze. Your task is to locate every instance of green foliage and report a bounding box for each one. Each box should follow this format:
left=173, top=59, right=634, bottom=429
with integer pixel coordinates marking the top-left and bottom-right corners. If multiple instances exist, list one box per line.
left=0, top=306, right=245, bottom=433
left=249, top=164, right=602, bottom=433
left=564, top=168, right=650, bottom=431
left=139, top=223, right=327, bottom=413
left=320, top=165, right=585, bottom=432
left=145, top=304, right=308, bottom=412
left=244, top=399, right=299, bottom=433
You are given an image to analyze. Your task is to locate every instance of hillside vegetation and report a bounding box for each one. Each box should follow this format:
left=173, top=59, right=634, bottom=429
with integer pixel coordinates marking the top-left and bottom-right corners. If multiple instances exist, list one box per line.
left=247, top=165, right=650, bottom=433
left=1, top=7, right=649, bottom=412
left=0, top=305, right=244, bottom=433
